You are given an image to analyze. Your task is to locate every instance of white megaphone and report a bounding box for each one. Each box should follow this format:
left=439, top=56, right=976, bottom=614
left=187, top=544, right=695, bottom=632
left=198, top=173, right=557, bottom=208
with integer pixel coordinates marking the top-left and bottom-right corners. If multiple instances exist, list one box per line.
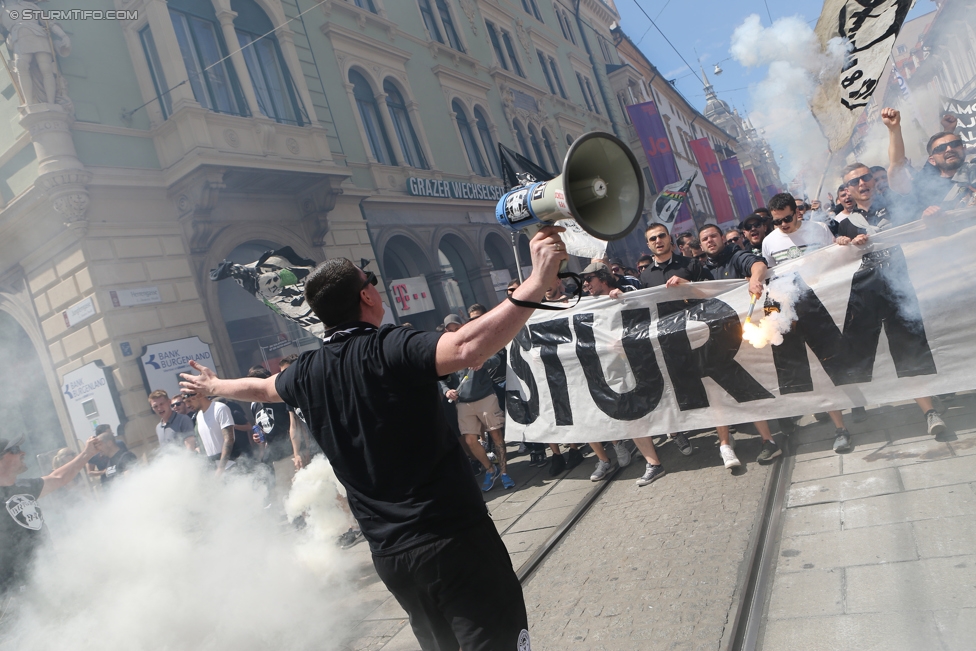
left=495, top=131, right=645, bottom=241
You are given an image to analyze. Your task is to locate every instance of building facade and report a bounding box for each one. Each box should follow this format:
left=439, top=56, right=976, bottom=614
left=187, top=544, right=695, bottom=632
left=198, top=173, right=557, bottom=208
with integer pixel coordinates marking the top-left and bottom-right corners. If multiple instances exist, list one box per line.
left=610, top=27, right=781, bottom=230
left=0, top=0, right=627, bottom=467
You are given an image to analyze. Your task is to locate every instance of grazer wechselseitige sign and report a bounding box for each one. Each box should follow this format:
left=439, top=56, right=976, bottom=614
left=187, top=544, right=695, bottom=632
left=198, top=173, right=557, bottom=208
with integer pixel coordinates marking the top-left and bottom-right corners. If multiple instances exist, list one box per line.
left=503, top=220, right=976, bottom=443
left=407, top=177, right=506, bottom=201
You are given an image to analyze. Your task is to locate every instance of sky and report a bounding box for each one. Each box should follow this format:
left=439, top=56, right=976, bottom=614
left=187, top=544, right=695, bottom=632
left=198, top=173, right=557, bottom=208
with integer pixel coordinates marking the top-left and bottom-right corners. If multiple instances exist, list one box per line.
left=613, top=0, right=939, bottom=121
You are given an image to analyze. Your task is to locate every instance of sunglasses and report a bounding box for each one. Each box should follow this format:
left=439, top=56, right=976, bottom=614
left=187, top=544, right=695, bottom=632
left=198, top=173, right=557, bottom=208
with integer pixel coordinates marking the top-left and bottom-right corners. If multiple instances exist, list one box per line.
left=581, top=275, right=597, bottom=283
left=772, top=213, right=795, bottom=226
left=845, top=173, right=873, bottom=188
left=2, top=445, right=21, bottom=456
left=931, top=139, right=964, bottom=155
left=743, top=223, right=763, bottom=231
left=361, top=271, right=377, bottom=290
left=171, top=401, right=183, bottom=408
left=637, top=263, right=650, bottom=271
left=727, top=236, right=741, bottom=243
left=647, top=233, right=669, bottom=242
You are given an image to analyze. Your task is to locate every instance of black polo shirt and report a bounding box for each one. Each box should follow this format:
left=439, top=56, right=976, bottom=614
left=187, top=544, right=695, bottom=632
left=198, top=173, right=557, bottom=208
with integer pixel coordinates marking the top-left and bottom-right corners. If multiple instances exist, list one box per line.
left=639, top=253, right=712, bottom=288
left=275, top=323, right=487, bottom=556
left=704, top=246, right=765, bottom=280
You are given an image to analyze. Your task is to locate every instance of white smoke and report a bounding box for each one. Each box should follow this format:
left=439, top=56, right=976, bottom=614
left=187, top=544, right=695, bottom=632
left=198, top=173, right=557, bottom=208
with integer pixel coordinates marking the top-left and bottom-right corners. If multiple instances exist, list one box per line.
left=742, top=274, right=804, bottom=348
left=730, top=14, right=848, bottom=197
left=1, top=452, right=354, bottom=651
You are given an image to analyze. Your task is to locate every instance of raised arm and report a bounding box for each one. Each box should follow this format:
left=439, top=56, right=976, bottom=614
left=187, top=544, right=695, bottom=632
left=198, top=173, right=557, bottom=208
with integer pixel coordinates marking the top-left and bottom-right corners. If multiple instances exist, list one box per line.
left=434, top=226, right=567, bottom=376
left=883, top=108, right=912, bottom=195
left=40, top=437, right=98, bottom=498
left=181, top=363, right=282, bottom=403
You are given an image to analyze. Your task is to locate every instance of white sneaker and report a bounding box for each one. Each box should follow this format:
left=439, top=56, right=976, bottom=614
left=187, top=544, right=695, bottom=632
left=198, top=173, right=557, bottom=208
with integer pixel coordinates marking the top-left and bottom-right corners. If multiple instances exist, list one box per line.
left=590, top=459, right=612, bottom=481
left=613, top=442, right=632, bottom=468
left=720, top=444, right=741, bottom=469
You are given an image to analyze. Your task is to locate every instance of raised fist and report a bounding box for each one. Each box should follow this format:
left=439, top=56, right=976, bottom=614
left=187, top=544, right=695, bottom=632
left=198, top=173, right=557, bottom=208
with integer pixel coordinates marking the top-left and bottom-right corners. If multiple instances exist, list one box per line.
left=881, top=107, right=901, bottom=129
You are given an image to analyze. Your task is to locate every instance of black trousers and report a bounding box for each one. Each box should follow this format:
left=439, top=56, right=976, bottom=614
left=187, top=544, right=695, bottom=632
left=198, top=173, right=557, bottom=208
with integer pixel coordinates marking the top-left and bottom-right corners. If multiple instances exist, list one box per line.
left=372, top=518, right=530, bottom=651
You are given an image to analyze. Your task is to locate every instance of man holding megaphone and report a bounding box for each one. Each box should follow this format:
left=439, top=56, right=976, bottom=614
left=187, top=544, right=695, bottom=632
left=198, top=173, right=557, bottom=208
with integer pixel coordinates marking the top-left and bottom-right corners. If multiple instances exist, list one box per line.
left=181, top=226, right=568, bottom=651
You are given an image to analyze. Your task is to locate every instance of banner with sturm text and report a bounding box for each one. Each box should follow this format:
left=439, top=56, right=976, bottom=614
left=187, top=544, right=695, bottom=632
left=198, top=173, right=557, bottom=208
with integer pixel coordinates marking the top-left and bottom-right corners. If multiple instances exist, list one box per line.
left=504, top=217, right=976, bottom=443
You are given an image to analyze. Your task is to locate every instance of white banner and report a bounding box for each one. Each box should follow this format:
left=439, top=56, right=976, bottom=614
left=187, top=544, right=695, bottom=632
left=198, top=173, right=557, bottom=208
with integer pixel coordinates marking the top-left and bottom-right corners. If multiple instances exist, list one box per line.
left=504, top=217, right=976, bottom=443
left=389, top=276, right=435, bottom=316
left=812, top=0, right=915, bottom=152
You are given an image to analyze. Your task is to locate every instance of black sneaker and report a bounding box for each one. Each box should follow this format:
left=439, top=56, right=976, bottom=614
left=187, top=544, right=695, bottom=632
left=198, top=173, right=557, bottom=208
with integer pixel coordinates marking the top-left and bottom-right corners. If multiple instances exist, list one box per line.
left=548, top=453, right=566, bottom=476
left=672, top=432, right=694, bottom=456
left=833, top=428, right=852, bottom=452
left=531, top=452, right=547, bottom=467
left=757, top=440, right=782, bottom=464
left=851, top=406, right=868, bottom=423
left=778, top=417, right=797, bottom=436
left=565, top=447, right=584, bottom=469
left=636, top=464, right=666, bottom=487
left=337, top=528, right=363, bottom=549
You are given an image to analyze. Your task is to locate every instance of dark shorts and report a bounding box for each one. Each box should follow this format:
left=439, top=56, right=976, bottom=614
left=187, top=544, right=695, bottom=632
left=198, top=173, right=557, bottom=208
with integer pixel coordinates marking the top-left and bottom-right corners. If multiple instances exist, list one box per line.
left=371, top=518, right=530, bottom=651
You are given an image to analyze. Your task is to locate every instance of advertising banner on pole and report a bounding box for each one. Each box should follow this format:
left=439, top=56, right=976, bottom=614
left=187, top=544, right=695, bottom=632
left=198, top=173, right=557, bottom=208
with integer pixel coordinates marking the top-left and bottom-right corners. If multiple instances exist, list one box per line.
left=720, top=156, right=755, bottom=220
left=503, top=218, right=976, bottom=443
left=689, top=138, right=736, bottom=224
left=140, top=337, right=215, bottom=400
left=744, top=169, right=765, bottom=209
left=626, top=101, right=691, bottom=223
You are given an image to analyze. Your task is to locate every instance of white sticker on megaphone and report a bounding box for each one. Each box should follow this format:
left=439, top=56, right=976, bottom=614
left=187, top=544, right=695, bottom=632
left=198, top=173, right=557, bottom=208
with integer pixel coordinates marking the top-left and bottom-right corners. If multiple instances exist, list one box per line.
left=504, top=188, right=533, bottom=223
left=555, top=219, right=608, bottom=259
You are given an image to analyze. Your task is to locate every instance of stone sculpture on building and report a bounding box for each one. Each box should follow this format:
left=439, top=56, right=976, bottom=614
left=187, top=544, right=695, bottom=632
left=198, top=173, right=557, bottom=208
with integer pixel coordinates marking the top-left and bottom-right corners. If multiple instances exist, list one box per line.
left=0, top=0, right=71, bottom=107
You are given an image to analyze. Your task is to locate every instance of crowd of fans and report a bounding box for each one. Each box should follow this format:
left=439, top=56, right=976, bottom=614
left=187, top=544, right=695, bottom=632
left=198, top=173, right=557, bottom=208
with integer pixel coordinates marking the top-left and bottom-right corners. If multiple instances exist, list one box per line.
left=432, top=106, right=971, bottom=490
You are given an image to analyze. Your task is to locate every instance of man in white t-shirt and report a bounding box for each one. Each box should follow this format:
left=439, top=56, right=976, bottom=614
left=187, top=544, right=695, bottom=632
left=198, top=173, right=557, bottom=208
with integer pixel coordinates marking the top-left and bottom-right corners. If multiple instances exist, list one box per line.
left=765, top=192, right=860, bottom=452
left=183, top=390, right=235, bottom=474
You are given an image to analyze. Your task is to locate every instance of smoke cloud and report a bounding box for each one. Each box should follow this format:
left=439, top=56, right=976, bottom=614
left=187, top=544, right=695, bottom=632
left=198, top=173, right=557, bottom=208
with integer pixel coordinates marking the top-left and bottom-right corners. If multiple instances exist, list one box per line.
left=742, top=273, right=803, bottom=349
left=730, top=14, right=847, bottom=196
left=1, top=452, right=354, bottom=651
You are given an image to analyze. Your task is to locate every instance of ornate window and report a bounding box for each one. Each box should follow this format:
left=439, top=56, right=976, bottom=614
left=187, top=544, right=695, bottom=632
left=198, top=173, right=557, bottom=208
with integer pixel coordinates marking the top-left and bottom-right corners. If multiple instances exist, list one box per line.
left=513, top=119, right=532, bottom=161
left=538, top=50, right=555, bottom=94
left=139, top=26, right=172, bottom=119
left=385, top=81, right=428, bottom=169
left=352, top=0, right=377, bottom=12
left=475, top=107, right=502, bottom=178
left=520, top=0, right=543, bottom=21
left=453, top=100, right=487, bottom=176
left=541, top=128, right=559, bottom=172
left=418, top=0, right=443, bottom=43
left=547, top=55, right=567, bottom=99
left=486, top=21, right=508, bottom=70
left=419, top=0, right=464, bottom=52
left=436, top=0, right=464, bottom=52
left=501, top=31, right=524, bottom=77
left=234, top=0, right=304, bottom=125
left=576, top=72, right=593, bottom=111
left=527, top=123, right=546, bottom=170
left=169, top=6, right=245, bottom=116
left=350, top=70, right=396, bottom=165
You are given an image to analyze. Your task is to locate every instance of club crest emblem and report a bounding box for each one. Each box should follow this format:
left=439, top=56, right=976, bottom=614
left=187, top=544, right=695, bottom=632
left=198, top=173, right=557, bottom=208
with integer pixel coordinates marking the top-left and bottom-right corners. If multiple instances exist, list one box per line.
left=6, top=494, right=43, bottom=531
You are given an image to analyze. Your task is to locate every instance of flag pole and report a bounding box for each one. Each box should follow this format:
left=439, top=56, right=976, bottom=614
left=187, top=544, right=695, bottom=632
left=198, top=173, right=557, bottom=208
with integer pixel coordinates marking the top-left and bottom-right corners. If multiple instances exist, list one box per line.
left=814, top=150, right=835, bottom=201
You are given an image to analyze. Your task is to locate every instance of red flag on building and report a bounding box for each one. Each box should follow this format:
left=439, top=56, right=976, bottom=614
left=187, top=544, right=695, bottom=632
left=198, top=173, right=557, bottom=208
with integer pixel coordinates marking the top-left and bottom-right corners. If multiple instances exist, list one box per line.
left=689, top=138, right=736, bottom=225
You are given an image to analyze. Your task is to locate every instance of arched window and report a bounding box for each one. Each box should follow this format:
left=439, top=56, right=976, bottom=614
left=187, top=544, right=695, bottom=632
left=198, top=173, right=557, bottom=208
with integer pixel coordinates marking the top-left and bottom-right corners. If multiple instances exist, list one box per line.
left=474, top=108, right=501, bottom=177
left=233, top=0, right=303, bottom=125
left=541, top=128, right=559, bottom=172
left=350, top=70, right=396, bottom=165
left=453, top=100, right=487, bottom=176
left=384, top=81, right=428, bottom=169
left=527, top=123, right=545, bottom=169
left=168, top=0, right=245, bottom=116
left=513, top=120, right=531, bottom=160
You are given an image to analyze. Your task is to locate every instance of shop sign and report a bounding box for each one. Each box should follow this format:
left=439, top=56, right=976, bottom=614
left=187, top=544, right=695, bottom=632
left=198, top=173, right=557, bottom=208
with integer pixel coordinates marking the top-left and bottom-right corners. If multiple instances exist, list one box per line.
left=407, top=177, right=506, bottom=201
left=139, top=336, right=214, bottom=399
left=389, top=276, right=436, bottom=316
left=62, top=361, right=124, bottom=443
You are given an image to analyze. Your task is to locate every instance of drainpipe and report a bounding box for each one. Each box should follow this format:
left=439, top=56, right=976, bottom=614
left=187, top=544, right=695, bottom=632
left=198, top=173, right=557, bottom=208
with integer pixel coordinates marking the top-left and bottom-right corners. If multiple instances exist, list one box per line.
left=574, top=0, right=622, bottom=139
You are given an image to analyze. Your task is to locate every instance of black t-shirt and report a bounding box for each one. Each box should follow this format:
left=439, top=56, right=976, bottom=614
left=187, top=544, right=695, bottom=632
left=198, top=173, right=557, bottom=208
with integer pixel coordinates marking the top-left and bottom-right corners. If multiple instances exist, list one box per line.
left=639, top=253, right=712, bottom=288
left=251, top=399, right=292, bottom=463
left=0, top=478, right=46, bottom=593
left=275, top=323, right=488, bottom=555
left=101, top=449, right=137, bottom=485
left=222, top=401, right=253, bottom=460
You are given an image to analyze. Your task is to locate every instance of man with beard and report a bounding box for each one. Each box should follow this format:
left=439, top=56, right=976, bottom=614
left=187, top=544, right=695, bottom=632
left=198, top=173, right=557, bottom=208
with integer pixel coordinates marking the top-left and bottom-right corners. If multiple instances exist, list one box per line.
left=884, top=107, right=976, bottom=219
left=698, top=224, right=782, bottom=466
